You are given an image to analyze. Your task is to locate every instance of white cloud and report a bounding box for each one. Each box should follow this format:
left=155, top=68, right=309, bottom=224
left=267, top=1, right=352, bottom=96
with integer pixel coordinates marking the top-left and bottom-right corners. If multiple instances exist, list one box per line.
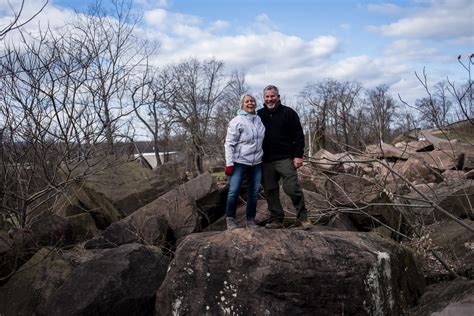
left=392, top=77, right=426, bottom=106
left=383, top=39, right=439, bottom=61
left=144, top=9, right=203, bottom=34
left=0, top=1, right=76, bottom=46
left=144, top=8, right=168, bottom=26
left=367, top=3, right=403, bottom=15
left=339, top=23, right=351, bottom=30
left=329, top=56, right=381, bottom=82
left=134, top=0, right=169, bottom=7
left=254, top=13, right=278, bottom=32
left=208, top=20, right=229, bottom=32
left=450, top=35, right=474, bottom=45
left=149, top=30, right=340, bottom=73
left=307, top=36, right=339, bottom=58
left=369, top=0, right=473, bottom=40
left=139, top=9, right=431, bottom=105
left=0, top=0, right=53, bottom=30
left=1, top=0, right=464, bottom=108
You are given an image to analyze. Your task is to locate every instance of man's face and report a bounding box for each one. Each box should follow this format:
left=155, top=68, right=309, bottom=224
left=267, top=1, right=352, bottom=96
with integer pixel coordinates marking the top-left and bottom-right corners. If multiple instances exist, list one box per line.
left=264, top=89, right=280, bottom=110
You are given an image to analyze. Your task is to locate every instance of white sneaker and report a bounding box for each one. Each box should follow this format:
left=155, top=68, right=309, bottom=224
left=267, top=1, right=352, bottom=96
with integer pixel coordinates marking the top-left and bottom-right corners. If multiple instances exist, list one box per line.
left=246, top=218, right=259, bottom=228
left=226, top=217, right=238, bottom=230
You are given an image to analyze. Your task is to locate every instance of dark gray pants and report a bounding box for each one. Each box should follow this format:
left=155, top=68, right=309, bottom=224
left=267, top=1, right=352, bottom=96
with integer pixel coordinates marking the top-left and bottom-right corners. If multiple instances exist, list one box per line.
left=262, top=158, right=307, bottom=222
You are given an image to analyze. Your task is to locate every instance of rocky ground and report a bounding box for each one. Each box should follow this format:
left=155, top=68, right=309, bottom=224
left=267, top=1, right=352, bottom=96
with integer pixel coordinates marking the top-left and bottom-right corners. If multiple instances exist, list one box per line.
left=1, top=139, right=473, bottom=315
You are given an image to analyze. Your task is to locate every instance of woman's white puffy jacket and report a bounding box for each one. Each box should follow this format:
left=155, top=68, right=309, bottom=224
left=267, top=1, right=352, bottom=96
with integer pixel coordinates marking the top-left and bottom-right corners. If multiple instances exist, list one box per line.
left=224, top=112, right=265, bottom=166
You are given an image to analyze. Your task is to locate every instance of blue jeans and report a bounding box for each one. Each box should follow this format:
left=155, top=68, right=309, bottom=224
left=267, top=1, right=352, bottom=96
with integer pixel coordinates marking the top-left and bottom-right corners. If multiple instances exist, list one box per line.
left=225, top=163, right=262, bottom=220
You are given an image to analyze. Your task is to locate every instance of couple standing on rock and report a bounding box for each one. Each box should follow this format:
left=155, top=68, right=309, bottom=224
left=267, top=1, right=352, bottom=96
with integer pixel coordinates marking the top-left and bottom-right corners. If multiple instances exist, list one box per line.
left=224, top=84, right=311, bottom=230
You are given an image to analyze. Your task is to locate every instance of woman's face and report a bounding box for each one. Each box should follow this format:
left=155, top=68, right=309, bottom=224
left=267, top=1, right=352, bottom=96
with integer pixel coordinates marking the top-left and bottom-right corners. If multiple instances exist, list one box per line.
left=241, top=95, right=256, bottom=113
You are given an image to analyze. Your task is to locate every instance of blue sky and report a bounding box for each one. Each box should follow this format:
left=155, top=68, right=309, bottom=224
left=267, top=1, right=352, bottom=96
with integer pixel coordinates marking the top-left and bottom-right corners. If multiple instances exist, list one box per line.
left=1, top=0, right=473, bottom=105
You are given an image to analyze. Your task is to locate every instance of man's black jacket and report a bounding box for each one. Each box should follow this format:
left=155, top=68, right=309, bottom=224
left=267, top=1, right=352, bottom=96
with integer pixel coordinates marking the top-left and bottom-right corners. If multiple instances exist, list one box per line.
left=257, top=102, right=305, bottom=163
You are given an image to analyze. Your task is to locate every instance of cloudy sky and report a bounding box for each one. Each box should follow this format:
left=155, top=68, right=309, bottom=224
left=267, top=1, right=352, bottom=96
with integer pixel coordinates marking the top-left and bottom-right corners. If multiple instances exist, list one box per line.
left=1, top=0, right=473, bottom=105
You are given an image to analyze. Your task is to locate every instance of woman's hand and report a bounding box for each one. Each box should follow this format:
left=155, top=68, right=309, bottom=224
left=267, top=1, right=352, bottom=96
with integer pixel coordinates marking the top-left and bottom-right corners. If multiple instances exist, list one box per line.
left=224, top=166, right=234, bottom=176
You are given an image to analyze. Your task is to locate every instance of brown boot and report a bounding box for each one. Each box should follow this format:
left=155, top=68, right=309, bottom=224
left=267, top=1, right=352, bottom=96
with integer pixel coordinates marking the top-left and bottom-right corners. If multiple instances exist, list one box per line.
left=265, top=221, right=284, bottom=229
left=297, top=219, right=312, bottom=230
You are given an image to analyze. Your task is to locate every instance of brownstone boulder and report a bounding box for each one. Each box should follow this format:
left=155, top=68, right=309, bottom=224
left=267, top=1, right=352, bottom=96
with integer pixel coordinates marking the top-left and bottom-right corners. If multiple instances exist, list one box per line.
left=84, top=173, right=224, bottom=249
left=411, top=150, right=464, bottom=171
left=0, top=243, right=170, bottom=316
left=55, top=158, right=176, bottom=229
left=325, top=174, right=405, bottom=234
left=401, top=179, right=474, bottom=224
left=366, top=142, right=410, bottom=160
left=407, top=279, right=474, bottom=316
left=155, top=229, right=424, bottom=315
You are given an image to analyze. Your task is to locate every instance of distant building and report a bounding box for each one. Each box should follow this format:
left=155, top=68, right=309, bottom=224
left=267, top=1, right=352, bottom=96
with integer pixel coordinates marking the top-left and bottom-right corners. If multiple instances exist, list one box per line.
left=407, top=128, right=421, bottom=140
left=134, top=151, right=185, bottom=169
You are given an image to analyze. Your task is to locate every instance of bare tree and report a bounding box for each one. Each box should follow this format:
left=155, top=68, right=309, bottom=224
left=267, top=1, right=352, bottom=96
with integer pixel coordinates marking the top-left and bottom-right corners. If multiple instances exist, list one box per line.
left=131, top=64, right=177, bottom=166
left=164, top=58, right=232, bottom=173
left=365, top=85, right=397, bottom=144
left=299, top=80, right=335, bottom=151
left=394, top=109, right=417, bottom=136
left=334, top=81, right=363, bottom=151
left=75, top=0, right=155, bottom=154
left=447, top=54, right=473, bottom=124
left=404, top=68, right=453, bottom=129
left=0, top=0, right=48, bottom=40
left=401, top=57, right=473, bottom=129
left=299, top=79, right=364, bottom=153
left=0, top=33, right=82, bottom=226
left=0, top=0, right=156, bottom=227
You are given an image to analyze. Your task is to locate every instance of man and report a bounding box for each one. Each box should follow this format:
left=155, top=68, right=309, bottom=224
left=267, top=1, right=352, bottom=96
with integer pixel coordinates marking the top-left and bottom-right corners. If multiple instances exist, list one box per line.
left=257, top=85, right=311, bottom=229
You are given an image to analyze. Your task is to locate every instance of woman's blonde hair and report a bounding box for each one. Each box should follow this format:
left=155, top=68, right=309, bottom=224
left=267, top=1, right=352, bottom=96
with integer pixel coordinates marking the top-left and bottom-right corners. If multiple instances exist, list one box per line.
left=239, top=93, right=256, bottom=106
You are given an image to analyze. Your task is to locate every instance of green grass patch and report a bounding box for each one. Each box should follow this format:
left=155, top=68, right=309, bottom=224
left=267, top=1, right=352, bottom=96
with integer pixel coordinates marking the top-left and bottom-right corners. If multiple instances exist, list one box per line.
left=212, top=171, right=225, bottom=177
left=433, top=126, right=474, bottom=144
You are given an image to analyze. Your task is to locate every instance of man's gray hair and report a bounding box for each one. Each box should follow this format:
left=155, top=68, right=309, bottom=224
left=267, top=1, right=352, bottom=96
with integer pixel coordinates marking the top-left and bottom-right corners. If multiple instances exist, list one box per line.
left=263, top=85, right=279, bottom=96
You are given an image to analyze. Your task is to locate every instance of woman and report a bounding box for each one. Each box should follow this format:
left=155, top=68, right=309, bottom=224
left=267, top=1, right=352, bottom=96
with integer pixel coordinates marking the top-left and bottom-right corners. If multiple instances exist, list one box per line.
left=224, top=94, right=265, bottom=229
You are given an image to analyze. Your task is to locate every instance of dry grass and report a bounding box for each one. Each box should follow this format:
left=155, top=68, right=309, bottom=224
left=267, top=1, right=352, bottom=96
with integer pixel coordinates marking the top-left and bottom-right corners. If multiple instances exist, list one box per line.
left=433, top=122, right=474, bottom=144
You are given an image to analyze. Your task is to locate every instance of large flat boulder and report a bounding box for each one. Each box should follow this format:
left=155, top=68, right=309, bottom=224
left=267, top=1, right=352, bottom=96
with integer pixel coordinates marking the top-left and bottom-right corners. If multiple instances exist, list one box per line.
left=438, top=141, right=474, bottom=170
left=404, top=219, right=474, bottom=281
left=393, top=157, right=441, bottom=184
left=0, top=214, right=73, bottom=285
left=406, top=140, right=434, bottom=152
left=325, top=174, right=406, bottom=235
left=44, top=244, right=170, bottom=316
left=438, top=141, right=474, bottom=153
left=410, top=150, right=464, bottom=171
left=155, top=229, right=425, bottom=315
left=0, top=243, right=171, bottom=316
left=310, top=149, right=341, bottom=171
left=0, top=247, right=79, bottom=316
left=394, top=140, right=434, bottom=153
left=366, top=143, right=410, bottom=160
left=407, top=279, right=474, bottom=316
left=401, top=179, right=474, bottom=224
left=84, top=173, right=223, bottom=249
left=309, top=149, right=369, bottom=175
left=55, top=158, right=177, bottom=229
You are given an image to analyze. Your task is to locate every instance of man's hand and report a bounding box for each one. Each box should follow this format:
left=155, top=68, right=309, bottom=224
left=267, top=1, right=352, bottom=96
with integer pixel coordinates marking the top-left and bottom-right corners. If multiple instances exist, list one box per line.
left=224, top=165, right=234, bottom=176
left=293, top=157, right=303, bottom=169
